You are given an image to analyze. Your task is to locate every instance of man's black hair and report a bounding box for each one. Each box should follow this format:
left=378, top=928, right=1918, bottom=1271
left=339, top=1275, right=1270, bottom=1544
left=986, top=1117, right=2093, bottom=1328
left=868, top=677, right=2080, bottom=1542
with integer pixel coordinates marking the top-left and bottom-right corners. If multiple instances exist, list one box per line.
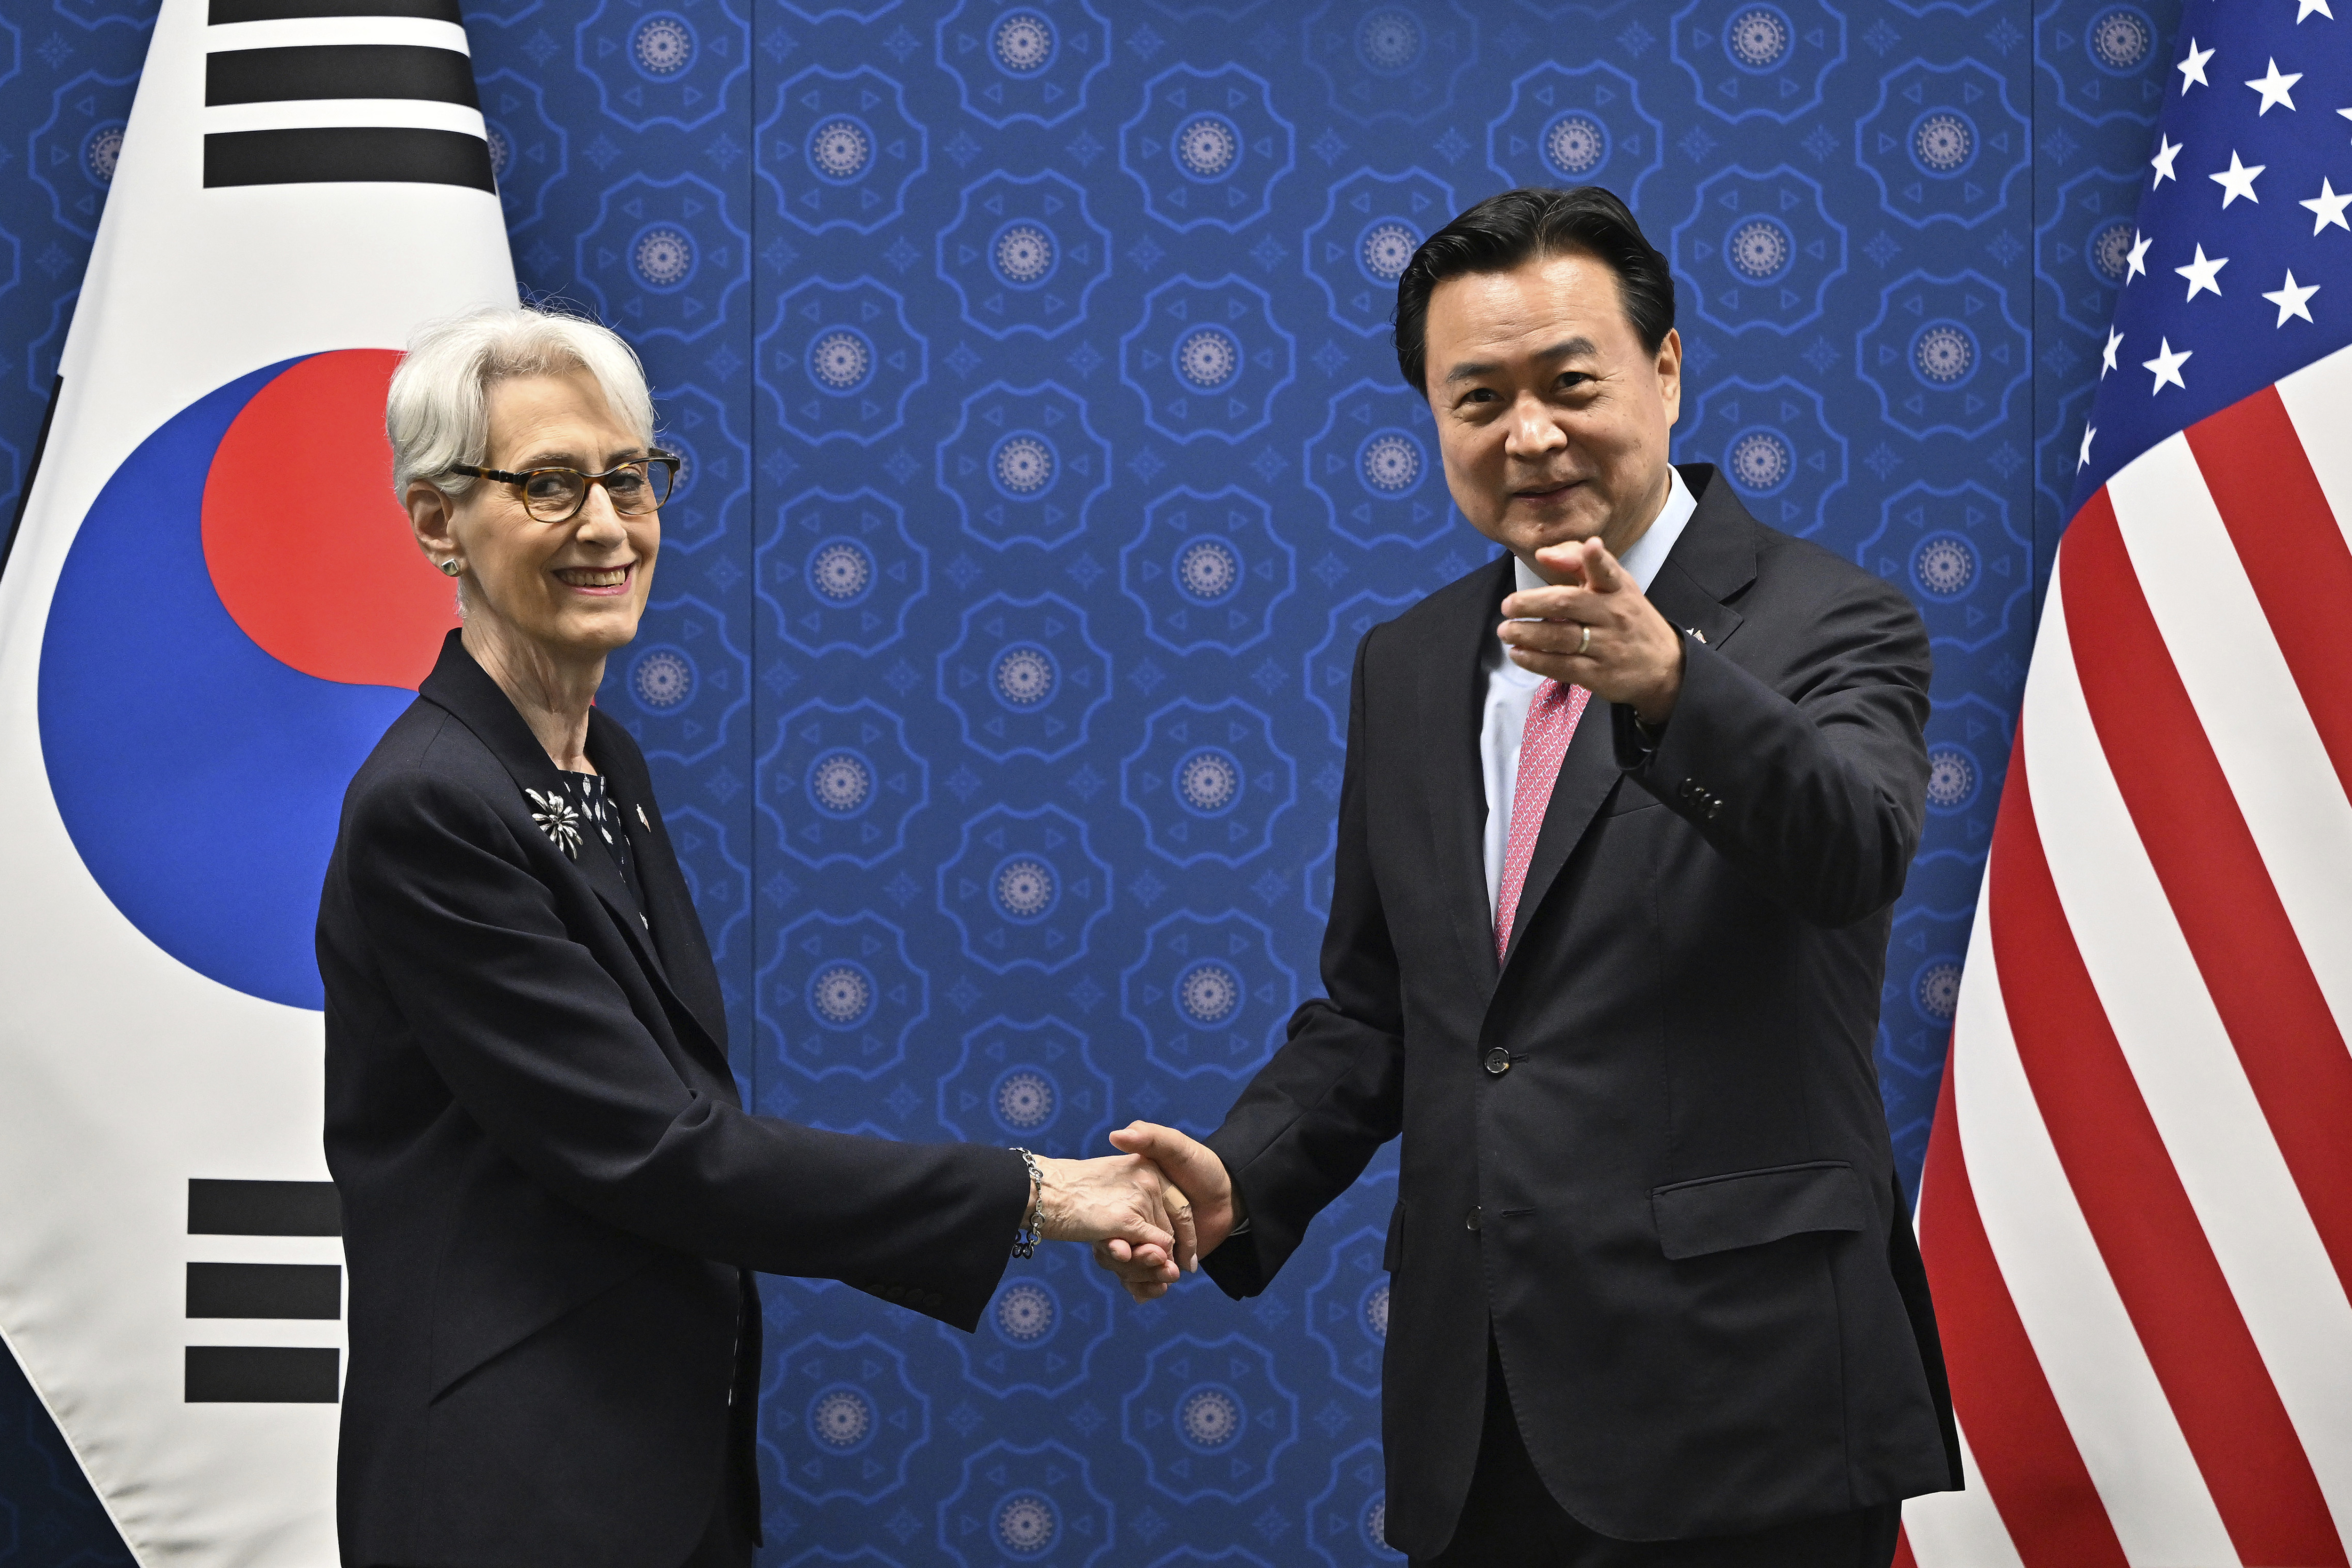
left=1392, top=185, right=1675, bottom=395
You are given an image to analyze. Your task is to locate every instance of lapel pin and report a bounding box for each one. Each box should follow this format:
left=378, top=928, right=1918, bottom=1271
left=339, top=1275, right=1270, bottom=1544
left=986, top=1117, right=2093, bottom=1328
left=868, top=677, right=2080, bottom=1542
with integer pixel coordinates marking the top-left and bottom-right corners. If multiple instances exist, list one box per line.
left=523, top=788, right=582, bottom=859
left=1685, top=627, right=1707, bottom=644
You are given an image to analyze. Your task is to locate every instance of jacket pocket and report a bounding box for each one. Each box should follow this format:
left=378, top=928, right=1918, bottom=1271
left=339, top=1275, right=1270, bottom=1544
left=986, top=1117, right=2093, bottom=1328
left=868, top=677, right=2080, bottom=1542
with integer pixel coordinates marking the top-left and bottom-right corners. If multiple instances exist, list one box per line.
left=1649, top=1160, right=1869, bottom=1261
left=1383, top=1199, right=1406, bottom=1273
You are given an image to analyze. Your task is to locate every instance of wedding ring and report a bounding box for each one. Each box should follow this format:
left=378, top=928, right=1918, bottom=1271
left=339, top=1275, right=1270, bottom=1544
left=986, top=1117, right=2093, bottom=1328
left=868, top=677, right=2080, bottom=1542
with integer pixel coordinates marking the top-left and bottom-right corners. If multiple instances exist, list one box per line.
left=1577, top=623, right=1592, bottom=656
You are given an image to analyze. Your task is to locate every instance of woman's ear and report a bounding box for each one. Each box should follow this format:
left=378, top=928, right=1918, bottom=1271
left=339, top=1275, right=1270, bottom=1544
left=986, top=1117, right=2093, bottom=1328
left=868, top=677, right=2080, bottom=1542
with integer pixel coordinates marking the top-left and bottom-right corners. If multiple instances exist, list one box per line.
left=406, top=479, right=457, bottom=567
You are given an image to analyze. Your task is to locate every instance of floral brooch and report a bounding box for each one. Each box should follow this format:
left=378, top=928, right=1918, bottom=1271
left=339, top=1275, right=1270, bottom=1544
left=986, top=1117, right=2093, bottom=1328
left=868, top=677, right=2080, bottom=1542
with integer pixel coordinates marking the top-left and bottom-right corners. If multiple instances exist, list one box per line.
left=524, top=788, right=582, bottom=859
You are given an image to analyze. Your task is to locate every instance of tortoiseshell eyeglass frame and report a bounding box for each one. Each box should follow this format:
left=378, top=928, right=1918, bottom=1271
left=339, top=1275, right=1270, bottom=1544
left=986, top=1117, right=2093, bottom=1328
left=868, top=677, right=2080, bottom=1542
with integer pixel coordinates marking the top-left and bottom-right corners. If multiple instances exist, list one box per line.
left=447, top=450, right=680, bottom=523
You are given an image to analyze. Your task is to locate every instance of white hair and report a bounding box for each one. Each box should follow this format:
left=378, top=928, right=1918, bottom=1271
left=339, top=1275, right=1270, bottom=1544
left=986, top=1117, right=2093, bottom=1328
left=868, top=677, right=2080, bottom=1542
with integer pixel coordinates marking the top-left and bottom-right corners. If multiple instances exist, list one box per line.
left=385, top=304, right=656, bottom=499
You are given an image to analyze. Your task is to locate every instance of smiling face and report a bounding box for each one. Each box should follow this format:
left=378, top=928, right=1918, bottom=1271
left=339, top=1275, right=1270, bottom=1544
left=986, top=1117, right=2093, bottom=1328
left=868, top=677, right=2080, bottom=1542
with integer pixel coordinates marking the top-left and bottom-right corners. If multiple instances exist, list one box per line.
left=410, top=368, right=658, bottom=671
left=1422, top=247, right=1682, bottom=575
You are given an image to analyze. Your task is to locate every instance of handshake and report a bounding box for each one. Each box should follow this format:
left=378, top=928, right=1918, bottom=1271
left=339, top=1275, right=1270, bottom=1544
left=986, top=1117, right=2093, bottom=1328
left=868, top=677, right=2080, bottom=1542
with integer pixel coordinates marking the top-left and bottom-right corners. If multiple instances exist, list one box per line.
left=1027, top=1122, right=1237, bottom=1302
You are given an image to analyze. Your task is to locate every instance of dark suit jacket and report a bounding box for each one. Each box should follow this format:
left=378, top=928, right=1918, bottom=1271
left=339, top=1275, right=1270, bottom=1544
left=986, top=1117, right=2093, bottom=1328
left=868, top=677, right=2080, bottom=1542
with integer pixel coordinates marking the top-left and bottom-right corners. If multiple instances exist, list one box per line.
left=318, top=631, right=1030, bottom=1568
left=1201, top=466, right=1963, bottom=1555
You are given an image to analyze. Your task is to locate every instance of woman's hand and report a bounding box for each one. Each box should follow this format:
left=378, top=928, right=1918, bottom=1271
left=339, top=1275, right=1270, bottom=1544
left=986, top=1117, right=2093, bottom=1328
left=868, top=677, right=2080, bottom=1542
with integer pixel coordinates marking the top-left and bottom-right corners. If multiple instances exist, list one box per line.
left=1032, top=1153, right=1198, bottom=1288
left=1090, top=1122, right=1239, bottom=1303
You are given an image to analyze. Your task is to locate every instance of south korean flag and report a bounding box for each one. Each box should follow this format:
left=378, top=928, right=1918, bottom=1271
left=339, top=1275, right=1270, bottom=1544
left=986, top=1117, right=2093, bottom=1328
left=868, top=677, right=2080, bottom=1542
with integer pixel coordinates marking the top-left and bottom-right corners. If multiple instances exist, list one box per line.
left=0, top=0, right=513, bottom=1556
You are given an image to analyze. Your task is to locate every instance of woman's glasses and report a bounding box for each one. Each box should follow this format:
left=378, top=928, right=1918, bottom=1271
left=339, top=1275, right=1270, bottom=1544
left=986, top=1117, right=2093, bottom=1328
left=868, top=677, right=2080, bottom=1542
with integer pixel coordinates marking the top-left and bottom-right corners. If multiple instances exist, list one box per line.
left=448, top=451, right=680, bottom=523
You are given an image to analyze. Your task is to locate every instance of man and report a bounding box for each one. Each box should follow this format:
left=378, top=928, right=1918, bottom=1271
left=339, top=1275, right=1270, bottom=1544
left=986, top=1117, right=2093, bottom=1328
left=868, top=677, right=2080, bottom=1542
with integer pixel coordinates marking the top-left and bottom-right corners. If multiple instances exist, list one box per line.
left=1100, top=187, right=1961, bottom=1566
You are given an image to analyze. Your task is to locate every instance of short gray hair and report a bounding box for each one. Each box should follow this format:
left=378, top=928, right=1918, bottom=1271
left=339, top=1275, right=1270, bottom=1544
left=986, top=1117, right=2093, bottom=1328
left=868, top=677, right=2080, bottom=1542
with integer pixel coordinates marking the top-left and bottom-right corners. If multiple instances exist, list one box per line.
left=385, top=304, right=657, bottom=498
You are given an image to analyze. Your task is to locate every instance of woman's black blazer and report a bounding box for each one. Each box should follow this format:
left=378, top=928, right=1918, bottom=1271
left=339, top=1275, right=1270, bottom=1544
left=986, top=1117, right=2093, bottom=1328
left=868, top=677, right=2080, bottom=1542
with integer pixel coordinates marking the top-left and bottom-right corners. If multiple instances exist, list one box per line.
left=318, top=631, right=1029, bottom=1568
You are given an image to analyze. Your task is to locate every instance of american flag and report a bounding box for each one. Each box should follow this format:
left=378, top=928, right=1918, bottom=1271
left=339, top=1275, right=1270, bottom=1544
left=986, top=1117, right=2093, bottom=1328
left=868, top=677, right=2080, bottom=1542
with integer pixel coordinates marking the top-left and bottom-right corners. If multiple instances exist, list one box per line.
left=1898, top=2, right=2352, bottom=1564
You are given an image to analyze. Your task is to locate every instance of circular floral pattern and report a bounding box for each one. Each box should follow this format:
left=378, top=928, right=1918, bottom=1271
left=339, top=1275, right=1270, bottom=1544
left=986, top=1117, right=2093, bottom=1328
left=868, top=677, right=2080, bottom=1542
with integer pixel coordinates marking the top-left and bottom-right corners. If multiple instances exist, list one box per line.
left=992, top=223, right=1056, bottom=286
left=993, top=858, right=1057, bottom=921
left=1725, top=5, right=1792, bottom=69
left=1914, top=534, right=1976, bottom=597
left=808, top=540, right=874, bottom=604
left=631, top=227, right=693, bottom=289
left=1913, top=323, right=1976, bottom=386
left=1175, top=326, right=1241, bottom=390
left=1543, top=112, right=1608, bottom=177
left=1177, top=960, right=1242, bottom=1025
left=2087, top=6, right=2153, bottom=71
left=1174, top=114, right=1241, bottom=179
left=994, top=1281, right=1056, bottom=1343
left=807, top=750, right=873, bottom=815
left=808, top=1386, right=874, bottom=1450
left=1358, top=220, right=1420, bottom=284
left=2088, top=219, right=2136, bottom=286
left=1911, top=111, right=1975, bottom=175
left=1356, top=7, right=1423, bottom=72
left=993, top=1068, right=1056, bottom=1131
left=992, top=434, right=1056, bottom=496
left=1178, top=1385, right=1246, bottom=1449
left=807, top=329, right=873, bottom=393
left=1362, top=1280, right=1391, bottom=1340
left=1176, top=749, right=1242, bottom=813
left=992, top=644, right=1057, bottom=708
left=992, top=11, right=1054, bottom=73
left=83, top=123, right=125, bottom=185
left=629, top=648, right=693, bottom=710
left=1365, top=1497, right=1390, bottom=1551
left=1726, top=217, right=1793, bottom=283
left=487, top=124, right=515, bottom=182
left=1726, top=429, right=1794, bottom=493
left=807, top=962, right=875, bottom=1028
left=806, top=117, right=871, bottom=182
left=630, top=14, right=692, bottom=75
left=995, top=1494, right=1057, bottom=1555
left=1359, top=430, right=1424, bottom=495
left=1176, top=538, right=1241, bottom=602
left=1917, top=961, right=1963, bottom=1022
left=1926, top=746, right=1978, bottom=811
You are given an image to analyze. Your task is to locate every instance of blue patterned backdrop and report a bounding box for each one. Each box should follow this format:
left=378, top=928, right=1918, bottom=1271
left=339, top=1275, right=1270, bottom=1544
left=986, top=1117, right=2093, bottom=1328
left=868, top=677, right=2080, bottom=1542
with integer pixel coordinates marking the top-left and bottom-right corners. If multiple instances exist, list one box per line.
left=0, top=0, right=2186, bottom=1559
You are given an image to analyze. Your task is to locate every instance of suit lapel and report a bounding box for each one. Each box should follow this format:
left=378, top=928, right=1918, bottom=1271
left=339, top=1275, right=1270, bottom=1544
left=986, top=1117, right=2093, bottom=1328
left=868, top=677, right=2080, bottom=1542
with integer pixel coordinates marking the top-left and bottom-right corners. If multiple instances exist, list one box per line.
left=587, top=710, right=732, bottom=1061
left=1494, top=466, right=1759, bottom=975
left=416, top=633, right=732, bottom=1083
left=1424, top=556, right=1513, bottom=993
left=1641, top=464, right=1756, bottom=654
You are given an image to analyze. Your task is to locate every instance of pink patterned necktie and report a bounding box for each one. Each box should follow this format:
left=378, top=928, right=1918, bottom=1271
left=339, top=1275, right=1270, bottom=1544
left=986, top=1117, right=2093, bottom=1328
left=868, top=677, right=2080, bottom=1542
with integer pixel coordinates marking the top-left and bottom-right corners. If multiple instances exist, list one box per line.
left=1494, top=680, right=1592, bottom=960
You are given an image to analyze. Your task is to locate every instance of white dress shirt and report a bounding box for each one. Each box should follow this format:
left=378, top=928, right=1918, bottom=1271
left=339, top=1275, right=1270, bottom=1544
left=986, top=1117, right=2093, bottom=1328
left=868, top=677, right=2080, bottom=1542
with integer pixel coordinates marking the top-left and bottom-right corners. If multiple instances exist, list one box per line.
left=1479, top=466, right=1698, bottom=920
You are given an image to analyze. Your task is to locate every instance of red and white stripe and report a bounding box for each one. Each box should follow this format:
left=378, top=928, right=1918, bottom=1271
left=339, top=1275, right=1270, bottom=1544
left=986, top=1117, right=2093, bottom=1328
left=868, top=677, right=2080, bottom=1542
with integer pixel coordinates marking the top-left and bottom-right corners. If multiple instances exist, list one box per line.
left=1899, top=343, right=2352, bottom=1567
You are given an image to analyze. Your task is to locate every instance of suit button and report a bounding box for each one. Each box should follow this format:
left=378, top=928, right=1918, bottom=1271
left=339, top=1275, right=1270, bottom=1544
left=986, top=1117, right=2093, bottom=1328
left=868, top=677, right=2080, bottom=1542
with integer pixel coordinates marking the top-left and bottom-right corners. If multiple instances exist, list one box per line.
left=1465, top=1206, right=1482, bottom=1233
left=1483, top=1047, right=1511, bottom=1076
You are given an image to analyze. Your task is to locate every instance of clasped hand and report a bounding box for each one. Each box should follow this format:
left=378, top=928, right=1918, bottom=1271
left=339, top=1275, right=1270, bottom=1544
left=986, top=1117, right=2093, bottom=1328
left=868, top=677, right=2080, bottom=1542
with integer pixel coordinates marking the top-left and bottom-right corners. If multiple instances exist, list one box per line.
left=1029, top=1123, right=1237, bottom=1301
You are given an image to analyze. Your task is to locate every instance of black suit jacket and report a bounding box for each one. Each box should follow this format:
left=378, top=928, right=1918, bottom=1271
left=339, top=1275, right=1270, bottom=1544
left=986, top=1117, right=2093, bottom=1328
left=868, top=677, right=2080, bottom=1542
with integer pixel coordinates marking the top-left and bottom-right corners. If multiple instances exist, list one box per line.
left=318, top=632, right=1030, bottom=1568
left=1201, top=467, right=1963, bottom=1555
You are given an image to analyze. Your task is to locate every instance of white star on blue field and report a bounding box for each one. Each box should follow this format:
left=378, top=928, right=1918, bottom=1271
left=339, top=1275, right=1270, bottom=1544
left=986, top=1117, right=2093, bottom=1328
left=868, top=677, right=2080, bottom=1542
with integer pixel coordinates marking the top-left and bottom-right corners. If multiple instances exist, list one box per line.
left=2070, top=0, right=2352, bottom=504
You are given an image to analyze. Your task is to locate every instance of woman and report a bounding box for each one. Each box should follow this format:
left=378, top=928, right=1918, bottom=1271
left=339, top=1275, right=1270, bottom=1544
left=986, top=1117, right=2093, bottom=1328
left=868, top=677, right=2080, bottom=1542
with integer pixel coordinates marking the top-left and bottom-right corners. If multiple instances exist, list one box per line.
left=317, top=306, right=1193, bottom=1568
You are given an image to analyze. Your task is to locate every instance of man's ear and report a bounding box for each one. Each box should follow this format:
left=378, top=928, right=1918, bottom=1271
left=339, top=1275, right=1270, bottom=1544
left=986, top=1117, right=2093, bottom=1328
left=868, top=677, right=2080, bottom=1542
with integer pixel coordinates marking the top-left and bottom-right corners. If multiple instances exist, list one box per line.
left=1656, top=328, right=1683, bottom=429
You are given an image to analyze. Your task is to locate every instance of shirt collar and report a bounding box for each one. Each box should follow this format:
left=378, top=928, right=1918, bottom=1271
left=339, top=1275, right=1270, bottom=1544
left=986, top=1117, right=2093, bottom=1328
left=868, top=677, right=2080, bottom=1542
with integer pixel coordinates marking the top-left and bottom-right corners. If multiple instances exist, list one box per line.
left=1510, top=464, right=1697, bottom=598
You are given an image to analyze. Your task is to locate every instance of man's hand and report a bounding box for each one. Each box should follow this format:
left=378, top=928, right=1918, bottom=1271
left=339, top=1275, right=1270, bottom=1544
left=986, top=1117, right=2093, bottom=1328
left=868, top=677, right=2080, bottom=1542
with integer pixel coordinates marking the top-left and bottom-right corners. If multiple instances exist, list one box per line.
left=1089, top=1122, right=1238, bottom=1303
left=1033, top=1153, right=1195, bottom=1289
left=1498, top=536, right=1685, bottom=726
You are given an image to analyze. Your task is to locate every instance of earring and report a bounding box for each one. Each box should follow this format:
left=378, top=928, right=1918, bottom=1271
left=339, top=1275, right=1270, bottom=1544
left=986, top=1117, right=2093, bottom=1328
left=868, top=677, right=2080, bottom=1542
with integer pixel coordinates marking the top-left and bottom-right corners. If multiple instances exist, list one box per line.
left=438, top=559, right=462, bottom=578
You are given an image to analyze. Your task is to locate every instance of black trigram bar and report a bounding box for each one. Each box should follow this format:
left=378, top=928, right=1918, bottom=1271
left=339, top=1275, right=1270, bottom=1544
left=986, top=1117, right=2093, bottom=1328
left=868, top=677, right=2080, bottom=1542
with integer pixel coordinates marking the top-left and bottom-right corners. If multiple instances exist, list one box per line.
left=188, top=1178, right=342, bottom=1236
left=187, top=1263, right=342, bottom=1320
left=203, top=127, right=494, bottom=192
left=185, top=1346, right=340, bottom=1403
left=210, top=0, right=462, bottom=21
left=206, top=44, right=478, bottom=107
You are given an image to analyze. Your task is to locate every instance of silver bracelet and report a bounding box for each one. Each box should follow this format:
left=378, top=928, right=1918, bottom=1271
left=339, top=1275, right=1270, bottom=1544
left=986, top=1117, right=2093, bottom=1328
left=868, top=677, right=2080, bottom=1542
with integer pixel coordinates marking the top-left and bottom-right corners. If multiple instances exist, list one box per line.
left=1009, top=1147, right=1045, bottom=1259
